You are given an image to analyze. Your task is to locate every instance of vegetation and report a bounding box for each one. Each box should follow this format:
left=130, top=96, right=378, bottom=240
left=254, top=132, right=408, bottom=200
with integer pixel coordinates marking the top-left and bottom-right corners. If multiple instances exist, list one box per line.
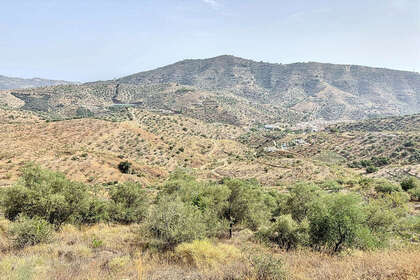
left=1, top=164, right=91, bottom=227
left=8, top=215, right=54, bottom=248
left=0, top=164, right=419, bottom=279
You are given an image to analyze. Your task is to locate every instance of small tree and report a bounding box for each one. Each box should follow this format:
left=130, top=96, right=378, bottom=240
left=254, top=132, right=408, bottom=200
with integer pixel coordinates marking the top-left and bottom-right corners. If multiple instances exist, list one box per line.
left=309, top=193, right=373, bottom=253
left=222, top=178, right=271, bottom=238
left=286, top=183, right=321, bottom=222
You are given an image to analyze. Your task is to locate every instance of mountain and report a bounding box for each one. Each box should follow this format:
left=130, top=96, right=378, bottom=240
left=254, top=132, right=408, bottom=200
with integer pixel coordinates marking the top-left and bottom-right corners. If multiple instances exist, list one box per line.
left=0, top=74, right=75, bottom=90
left=1, top=55, right=419, bottom=125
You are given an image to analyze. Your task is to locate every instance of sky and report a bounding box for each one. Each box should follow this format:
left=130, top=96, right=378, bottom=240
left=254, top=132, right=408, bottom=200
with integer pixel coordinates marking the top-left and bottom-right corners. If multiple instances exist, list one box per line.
left=1, top=0, right=419, bottom=82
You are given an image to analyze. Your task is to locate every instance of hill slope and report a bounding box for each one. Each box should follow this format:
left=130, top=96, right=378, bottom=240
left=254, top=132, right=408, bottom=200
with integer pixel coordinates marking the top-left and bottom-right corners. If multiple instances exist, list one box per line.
left=0, top=74, right=75, bottom=90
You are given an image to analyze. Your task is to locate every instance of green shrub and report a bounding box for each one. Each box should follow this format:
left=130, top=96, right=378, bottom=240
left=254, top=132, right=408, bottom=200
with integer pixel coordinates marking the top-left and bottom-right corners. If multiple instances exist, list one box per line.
left=366, top=165, right=378, bottom=173
left=401, top=177, right=420, bottom=191
left=1, top=164, right=90, bottom=227
left=146, top=196, right=209, bottom=248
left=108, top=182, right=149, bottom=224
left=408, top=187, right=420, bottom=201
left=8, top=216, right=53, bottom=248
left=75, top=196, right=109, bottom=225
left=117, top=161, right=132, bottom=174
left=374, top=180, right=402, bottom=194
left=160, top=173, right=270, bottom=238
left=258, top=214, right=309, bottom=250
left=371, top=157, right=390, bottom=167
left=158, top=170, right=230, bottom=236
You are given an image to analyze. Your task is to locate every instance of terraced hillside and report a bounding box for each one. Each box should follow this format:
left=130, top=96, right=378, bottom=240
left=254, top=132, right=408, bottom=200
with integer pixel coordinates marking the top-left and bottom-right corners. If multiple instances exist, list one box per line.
left=0, top=107, right=355, bottom=187
left=240, top=114, right=420, bottom=181
left=1, top=56, right=419, bottom=125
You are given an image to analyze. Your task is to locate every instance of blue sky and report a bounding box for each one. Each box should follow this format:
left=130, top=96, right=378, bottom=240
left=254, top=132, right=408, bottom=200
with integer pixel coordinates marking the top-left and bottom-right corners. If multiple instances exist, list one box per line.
left=1, top=0, right=419, bottom=82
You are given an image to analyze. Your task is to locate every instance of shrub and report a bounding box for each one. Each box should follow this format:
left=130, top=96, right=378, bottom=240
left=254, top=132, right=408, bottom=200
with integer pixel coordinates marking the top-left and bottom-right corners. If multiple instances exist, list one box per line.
left=175, top=239, right=241, bottom=269
left=366, top=165, right=378, bottom=173
left=146, top=197, right=209, bottom=248
left=308, top=193, right=374, bottom=253
left=258, top=214, right=309, bottom=250
left=408, top=187, right=420, bottom=201
left=8, top=216, right=53, bottom=248
left=158, top=170, right=230, bottom=236
left=1, top=164, right=90, bottom=227
left=374, top=180, right=402, bottom=194
left=401, top=177, right=420, bottom=191
left=371, top=156, right=390, bottom=167
left=108, top=182, right=149, bottom=224
left=75, top=196, right=109, bottom=225
left=118, top=161, right=132, bottom=174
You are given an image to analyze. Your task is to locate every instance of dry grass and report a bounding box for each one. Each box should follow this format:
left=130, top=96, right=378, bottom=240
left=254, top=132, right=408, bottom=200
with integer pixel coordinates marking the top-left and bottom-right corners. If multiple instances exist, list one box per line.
left=1, top=215, right=419, bottom=280
left=284, top=248, right=420, bottom=280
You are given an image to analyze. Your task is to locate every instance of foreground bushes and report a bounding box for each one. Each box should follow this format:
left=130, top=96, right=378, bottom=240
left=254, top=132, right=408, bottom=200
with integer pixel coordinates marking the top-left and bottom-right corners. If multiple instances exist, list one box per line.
left=146, top=197, right=210, bottom=248
left=0, top=165, right=415, bottom=254
left=107, top=182, right=149, bottom=224
left=8, top=216, right=54, bottom=248
left=1, top=164, right=91, bottom=227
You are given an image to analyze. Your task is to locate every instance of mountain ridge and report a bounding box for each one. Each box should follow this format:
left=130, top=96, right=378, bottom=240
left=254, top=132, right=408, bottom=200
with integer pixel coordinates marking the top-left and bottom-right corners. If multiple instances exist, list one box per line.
left=0, top=74, right=76, bottom=90
left=1, top=55, right=419, bottom=125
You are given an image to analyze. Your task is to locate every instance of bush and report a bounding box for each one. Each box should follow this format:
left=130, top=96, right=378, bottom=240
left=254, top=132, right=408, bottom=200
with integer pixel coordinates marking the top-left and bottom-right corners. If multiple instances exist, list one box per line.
left=1, top=164, right=90, bottom=227
left=374, top=180, right=402, bottom=194
left=401, top=177, right=420, bottom=191
left=108, top=182, right=149, bottom=224
left=371, top=157, right=390, bottom=167
left=8, top=216, right=53, bottom=248
left=309, top=193, right=374, bottom=252
left=117, top=161, right=132, bottom=174
left=366, top=165, right=378, bottom=173
left=258, top=214, right=309, bottom=250
left=75, top=196, right=109, bottom=225
left=408, top=187, right=420, bottom=201
left=146, top=197, right=209, bottom=248
left=159, top=170, right=230, bottom=237
left=175, top=239, right=241, bottom=269
left=161, top=173, right=270, bottom=238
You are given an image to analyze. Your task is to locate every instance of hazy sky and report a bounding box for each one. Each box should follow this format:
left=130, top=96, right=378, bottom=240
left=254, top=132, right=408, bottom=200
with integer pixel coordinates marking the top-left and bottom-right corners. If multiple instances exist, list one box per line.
left=1, top=0, right=419, bottom=82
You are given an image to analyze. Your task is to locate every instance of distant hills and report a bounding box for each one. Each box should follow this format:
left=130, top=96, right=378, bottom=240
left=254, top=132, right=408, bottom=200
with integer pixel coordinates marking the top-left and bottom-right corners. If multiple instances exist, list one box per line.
left=1, top=55, right=419, bottom=125
left=0, top=74, right=75, bottom=90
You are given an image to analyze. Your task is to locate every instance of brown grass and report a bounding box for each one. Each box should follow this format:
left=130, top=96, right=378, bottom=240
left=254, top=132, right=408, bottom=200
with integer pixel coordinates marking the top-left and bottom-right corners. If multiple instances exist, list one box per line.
left=284, top=249, right=420, bottom=280
left=1, top=217, right=419, bottom=280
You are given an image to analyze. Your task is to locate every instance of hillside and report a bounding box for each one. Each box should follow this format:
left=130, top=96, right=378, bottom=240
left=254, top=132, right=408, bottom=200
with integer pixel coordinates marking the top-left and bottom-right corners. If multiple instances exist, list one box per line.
left=0, top=107, right=352, bottom=188
left=0, top=74, right=75, bottom=90
left=1, top=56, right=419, bottom=125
